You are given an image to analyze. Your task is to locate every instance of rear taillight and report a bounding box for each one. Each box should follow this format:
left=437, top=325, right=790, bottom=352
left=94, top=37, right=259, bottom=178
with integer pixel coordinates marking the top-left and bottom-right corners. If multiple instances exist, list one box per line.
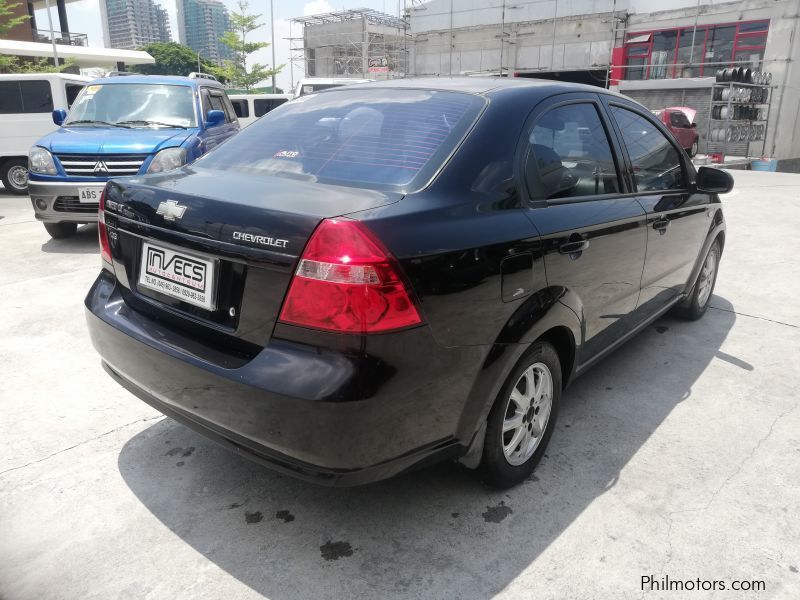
left=278, top=218, right=423, bottom=334
left=98, top=187, right=112, bottom=265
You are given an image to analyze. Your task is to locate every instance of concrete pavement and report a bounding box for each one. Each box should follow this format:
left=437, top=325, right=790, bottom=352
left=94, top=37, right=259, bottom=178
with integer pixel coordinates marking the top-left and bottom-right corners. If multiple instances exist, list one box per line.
left=0, top=171, right=798, bottom=599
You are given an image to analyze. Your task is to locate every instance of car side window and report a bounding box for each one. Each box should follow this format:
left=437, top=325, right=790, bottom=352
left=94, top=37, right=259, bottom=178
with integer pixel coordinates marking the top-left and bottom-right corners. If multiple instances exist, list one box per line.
left=254, top=98, right=287, bottom=117
left=217, top=92, right=237, bottom=122
left=611, top=106, right=686, bottom=192
left=0, top=80, right=54, bottom=113
left=201, top=89, right=213, bottom=119
left=19, top=80, right=53, bottom=112
left=526, top=102, right=621, bottom=201
left=669, top=111, right=690, bottom=128
left=204, top=91, right=232, bottom=123
left=231, top=99, right=249, bottom=118
left=65, top=83, right=84, bottom=108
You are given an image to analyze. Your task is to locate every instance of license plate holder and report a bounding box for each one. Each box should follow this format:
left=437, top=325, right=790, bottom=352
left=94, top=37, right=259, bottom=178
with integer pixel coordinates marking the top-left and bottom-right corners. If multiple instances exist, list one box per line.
left=137, top=241, right=217, bottom=311
left=78, top=187, right=103, bottom=203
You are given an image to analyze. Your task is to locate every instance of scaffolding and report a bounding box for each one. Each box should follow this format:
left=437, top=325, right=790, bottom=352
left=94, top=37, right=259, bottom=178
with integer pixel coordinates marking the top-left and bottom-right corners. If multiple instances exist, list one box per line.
left=287, top=7, right=410, bottom=89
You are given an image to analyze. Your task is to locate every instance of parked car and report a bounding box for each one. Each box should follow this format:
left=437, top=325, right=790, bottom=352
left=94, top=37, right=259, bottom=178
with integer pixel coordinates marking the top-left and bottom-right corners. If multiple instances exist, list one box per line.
left=0, top=73, right=90, bottom=195
left=653, top=106, right=699, bottom=157
left=293, top=77, right=372, bottom=97
left=85, top=79, right=732, bottom=488
left=27, top=74, right=240, bottom=239
left=227, top=93, right=292, bottom=127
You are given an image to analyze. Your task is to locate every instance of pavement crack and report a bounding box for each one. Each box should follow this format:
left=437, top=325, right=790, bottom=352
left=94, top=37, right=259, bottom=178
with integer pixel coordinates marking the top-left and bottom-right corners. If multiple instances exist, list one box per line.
left=0, top=415, right=164, bottom=477
left=657, top=398, right=799, bottom=568
left=708, top=305, right=798, bottom=329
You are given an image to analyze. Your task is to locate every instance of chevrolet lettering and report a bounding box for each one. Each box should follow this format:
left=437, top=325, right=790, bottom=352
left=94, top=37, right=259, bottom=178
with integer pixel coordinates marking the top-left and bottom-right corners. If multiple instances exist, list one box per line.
left=232, top=231, right=289, bottom=248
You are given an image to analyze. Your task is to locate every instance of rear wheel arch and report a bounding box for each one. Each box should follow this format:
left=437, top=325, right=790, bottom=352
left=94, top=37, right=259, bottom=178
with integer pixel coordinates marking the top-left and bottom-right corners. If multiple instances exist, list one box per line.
left=457, top=298, right=581, bottom=447
left=715, top=228, right=725, bottom=253
left=538, top=326, right=576, bottom=389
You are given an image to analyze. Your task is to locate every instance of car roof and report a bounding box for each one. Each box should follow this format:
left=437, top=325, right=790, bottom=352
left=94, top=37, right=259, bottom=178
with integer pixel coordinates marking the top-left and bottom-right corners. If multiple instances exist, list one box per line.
left=87, top=74, right=222, bottom=88
left=342, top=76, right=617, bottom=98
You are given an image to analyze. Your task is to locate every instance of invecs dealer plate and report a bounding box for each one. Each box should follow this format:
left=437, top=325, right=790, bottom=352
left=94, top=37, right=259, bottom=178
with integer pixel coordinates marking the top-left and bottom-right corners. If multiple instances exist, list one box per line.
left=138, top=241, right=217, bottom=310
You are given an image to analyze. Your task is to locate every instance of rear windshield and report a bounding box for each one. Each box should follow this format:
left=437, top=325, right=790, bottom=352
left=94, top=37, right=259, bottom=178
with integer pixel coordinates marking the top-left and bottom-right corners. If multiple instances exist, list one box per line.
left=197, top=88, right=485, bottom=191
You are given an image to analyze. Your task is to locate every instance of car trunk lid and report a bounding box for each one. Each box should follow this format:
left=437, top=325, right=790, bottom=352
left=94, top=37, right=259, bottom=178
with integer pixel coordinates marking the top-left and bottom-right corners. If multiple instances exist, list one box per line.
left=103, top=166, right=402, bottom=351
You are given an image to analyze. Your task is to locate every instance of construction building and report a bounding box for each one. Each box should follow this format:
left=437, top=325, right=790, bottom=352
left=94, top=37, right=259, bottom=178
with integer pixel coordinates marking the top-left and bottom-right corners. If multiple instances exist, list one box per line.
left=406, top=0, right=800, bottom=166
left=288, top=8, right=409, bottom=88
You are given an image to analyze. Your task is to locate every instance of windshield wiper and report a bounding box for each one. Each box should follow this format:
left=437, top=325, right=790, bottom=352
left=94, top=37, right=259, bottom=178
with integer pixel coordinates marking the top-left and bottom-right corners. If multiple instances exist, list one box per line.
left=115, top=120, right=188, bottom=129
left=66, top=119, right=131, bottom=128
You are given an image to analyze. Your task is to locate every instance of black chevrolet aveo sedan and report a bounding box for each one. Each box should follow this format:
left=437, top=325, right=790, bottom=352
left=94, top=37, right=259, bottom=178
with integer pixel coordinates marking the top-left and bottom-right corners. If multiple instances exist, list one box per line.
left=86, top=78, right=732, bottom=488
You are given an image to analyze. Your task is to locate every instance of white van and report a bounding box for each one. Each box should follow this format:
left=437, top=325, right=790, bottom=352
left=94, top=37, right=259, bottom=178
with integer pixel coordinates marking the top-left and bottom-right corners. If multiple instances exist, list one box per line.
left=227, top=93, right=292, bottom=128
left=293, top=77, right=372, bottom=98
left=0, top=73, right=91, bottom=194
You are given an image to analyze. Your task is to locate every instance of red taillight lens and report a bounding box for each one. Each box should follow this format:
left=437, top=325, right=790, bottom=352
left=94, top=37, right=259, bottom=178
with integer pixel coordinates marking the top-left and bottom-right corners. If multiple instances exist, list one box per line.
left=278, top=218, right=423, bottom=334
left=98, top=187, right=112, bottom=265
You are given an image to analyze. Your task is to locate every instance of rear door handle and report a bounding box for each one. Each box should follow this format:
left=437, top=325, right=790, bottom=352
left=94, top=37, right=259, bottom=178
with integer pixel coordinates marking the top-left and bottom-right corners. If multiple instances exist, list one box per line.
left=653, top=218, right=670, bottom=234
left=559, top=239, right=590, bottom=255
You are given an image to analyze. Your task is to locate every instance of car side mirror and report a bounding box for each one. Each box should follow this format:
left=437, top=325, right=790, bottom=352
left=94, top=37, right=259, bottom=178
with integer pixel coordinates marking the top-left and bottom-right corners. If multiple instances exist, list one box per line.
left=205, top=109, right=225, bottom=128
left=696, top=166, right=734, bottom=194
left=52, top=109, right=67, bottom=126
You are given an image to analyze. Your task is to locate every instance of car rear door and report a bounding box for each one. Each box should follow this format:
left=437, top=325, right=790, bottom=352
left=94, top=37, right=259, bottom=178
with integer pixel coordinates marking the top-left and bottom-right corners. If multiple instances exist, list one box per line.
left=520, top=93, right=648, bottom=367
left=604, top=99, right=711, bottom=319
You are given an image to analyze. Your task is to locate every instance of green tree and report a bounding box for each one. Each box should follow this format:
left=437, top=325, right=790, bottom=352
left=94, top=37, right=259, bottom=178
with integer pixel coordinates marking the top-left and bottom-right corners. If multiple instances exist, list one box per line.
left=0, top=54, right=78, bottom=75
left=0, top=0, right=29, bottom=35
left=0, top=0, right=30, bottom=71
left=219, top=0, right=282, bottom=91
left=132, top=42, right=227, bottom=81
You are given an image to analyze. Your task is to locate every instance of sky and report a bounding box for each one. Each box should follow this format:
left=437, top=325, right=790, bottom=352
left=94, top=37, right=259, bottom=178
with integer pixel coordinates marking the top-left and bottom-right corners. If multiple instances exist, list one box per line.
left=35, top=0, right=406, bottom=91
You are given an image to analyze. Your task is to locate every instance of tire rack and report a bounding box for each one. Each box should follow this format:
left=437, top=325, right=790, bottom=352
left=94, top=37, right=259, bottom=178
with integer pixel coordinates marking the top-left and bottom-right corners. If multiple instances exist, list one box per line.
left=706, top=81, right=771, bottom=160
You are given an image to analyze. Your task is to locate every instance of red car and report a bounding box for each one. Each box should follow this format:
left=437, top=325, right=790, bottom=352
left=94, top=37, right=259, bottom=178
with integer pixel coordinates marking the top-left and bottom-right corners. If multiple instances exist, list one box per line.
left=653, top=107, right=699, bottom=157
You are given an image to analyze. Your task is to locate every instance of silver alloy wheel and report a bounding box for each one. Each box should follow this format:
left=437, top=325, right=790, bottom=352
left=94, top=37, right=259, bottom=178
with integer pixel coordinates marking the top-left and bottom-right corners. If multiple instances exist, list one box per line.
left=8, top=165, right=28, bottom=190
left=690, top=141, right=698, bottom=156
left=502, top=362, right=553, bottom=466
left=697, top=247, right=718, bottom=308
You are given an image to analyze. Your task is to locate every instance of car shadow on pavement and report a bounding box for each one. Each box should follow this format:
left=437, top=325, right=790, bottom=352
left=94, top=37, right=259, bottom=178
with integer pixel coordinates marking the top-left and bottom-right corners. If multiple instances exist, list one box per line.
left=40, top=224, right=99, bottom=254
left=117, top=296, right=739, bottom=599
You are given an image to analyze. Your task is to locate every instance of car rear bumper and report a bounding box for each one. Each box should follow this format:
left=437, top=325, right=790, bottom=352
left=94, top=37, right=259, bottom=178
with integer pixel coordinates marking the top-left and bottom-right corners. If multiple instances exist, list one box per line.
left=85, top=271, right=484, bottom=485
left=28, top=179, right=106, bottom=223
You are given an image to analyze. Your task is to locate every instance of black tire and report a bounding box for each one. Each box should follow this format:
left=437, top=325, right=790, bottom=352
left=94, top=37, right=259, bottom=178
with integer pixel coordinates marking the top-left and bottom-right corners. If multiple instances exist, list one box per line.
left=1, top=158, right=29, bottom=195
left=43, top=222, right=78, bottom=239
left=673, top=239, right=721, bottom=321
left=480, top=341, right=562, bottom=488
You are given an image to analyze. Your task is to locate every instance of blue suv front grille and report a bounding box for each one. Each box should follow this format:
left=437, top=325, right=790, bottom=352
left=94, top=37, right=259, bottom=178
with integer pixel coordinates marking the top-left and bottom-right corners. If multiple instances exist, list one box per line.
left=55, top=153, right=149, bottom=177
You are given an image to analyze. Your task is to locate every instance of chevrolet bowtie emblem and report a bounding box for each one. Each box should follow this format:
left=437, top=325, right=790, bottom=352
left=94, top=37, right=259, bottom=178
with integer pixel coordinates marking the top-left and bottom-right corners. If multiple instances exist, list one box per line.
left=156, top=200, right=187, bottom=221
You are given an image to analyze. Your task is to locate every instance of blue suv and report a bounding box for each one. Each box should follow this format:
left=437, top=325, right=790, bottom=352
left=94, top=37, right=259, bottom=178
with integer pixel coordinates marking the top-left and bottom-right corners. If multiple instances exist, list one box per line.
left=27, top=74, right=240, bottom=238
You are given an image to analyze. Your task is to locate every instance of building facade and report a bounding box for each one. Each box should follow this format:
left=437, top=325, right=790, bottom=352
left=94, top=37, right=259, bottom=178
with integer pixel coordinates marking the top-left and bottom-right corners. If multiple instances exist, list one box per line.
left=100, top=0, right=172, bottom=50
left=176, top=0, right=233, bottom=65
left=289, top=8, right=409, bottom=84
left=408, top=0, right=800, bottom=165
left=3, top=0, right=88, bottom=48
